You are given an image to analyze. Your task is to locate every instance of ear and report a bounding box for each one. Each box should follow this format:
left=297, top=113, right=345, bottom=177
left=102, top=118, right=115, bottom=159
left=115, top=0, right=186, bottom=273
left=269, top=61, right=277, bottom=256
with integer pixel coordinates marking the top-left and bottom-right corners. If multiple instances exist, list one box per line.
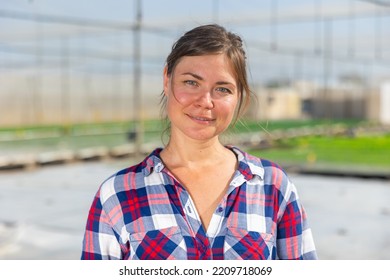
left=163, top=66, right=169, bottom=96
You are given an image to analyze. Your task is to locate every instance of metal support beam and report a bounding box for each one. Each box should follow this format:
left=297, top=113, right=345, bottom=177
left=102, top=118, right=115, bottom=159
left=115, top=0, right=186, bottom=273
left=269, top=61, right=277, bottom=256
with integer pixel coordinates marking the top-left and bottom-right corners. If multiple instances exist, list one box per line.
left=133, top=0, right=143, bottom=156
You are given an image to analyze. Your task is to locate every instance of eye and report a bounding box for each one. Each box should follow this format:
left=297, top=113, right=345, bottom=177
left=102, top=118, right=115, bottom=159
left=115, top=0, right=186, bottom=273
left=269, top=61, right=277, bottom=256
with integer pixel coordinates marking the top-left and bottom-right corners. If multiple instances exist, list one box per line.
left=216, top=87, right=232, bottom=95
left=184, top=80, right=198, bottom=87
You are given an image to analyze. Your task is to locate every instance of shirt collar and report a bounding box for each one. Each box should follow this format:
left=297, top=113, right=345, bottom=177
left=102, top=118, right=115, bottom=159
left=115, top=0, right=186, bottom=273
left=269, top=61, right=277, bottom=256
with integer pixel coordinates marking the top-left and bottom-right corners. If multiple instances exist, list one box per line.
left=141, top=148, right=164, bottom=177
left=229, top=146, right=264, bottom=181
left=142, top=146, right=264, bottom=181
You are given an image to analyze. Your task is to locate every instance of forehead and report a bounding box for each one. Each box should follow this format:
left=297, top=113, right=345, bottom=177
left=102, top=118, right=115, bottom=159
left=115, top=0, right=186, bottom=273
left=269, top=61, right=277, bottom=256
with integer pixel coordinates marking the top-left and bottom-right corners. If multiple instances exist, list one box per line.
left=173, top=54, right=237, bottom=82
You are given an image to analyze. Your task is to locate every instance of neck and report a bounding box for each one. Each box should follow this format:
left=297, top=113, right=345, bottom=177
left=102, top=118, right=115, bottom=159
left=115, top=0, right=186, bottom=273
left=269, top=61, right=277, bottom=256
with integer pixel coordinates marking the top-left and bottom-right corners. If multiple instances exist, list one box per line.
left=161, top=133, right=229, bottom=168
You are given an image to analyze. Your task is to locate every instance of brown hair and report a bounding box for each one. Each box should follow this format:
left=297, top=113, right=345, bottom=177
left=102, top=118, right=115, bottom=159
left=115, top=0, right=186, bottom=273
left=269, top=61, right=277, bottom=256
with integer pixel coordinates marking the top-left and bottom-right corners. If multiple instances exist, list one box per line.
left=160, top=24, right=253, bottom=140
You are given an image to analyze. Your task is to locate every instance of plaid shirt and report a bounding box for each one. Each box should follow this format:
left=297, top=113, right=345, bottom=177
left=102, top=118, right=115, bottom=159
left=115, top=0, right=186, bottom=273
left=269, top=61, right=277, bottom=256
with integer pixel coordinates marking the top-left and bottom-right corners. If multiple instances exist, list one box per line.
left=81, top=146, right=317, bottom=260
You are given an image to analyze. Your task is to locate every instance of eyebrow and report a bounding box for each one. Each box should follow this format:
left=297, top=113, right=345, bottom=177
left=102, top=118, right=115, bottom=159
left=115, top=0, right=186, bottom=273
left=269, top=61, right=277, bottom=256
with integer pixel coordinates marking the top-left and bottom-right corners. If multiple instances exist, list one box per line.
left=182, top=72, right=203, bottom=81
left=181, top=72, right=236, bottom=87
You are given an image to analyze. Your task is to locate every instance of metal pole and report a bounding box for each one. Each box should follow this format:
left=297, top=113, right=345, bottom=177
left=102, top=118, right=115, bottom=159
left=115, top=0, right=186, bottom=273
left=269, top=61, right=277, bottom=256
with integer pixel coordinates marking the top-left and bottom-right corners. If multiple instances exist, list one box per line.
left=61, top=37, right=70, bottom=133
left=270, top=0, right=278, bottom=50
left=375, top=5, right=382, bottom=60
left=314, top=0, right=322, bottom=55
left=33, top=17, right=43, bottom=124
left=348, top=0, right=355, bottom=58
left=323, top=20, right=333, bottom=120
left=133, top=0, right=143, bottom=156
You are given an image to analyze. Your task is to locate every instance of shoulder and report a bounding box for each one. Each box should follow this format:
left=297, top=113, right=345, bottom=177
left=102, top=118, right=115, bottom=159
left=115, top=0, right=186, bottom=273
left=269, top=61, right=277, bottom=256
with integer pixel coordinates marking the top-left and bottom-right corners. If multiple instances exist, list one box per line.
left=97, top=148, right=163, bottom=204
left=231, top=146, right=292, bottom=190
left=258, top=157, right=290, bottom=184
left=231, top=146, right=287, bottom=175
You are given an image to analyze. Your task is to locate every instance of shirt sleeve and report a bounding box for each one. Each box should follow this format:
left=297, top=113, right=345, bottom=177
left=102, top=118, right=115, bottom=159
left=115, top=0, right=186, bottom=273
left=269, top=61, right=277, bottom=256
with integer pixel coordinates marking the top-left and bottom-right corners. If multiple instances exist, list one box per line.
left=81, top=190, right=124, bottom=260
left=276, top=180, right=318, bottom=260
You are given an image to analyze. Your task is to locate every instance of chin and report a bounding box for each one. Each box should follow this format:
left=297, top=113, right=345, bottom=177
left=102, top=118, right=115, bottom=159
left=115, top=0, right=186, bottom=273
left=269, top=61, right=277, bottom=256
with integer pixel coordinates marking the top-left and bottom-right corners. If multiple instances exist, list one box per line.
left=183, top=128, right=224, bottom=141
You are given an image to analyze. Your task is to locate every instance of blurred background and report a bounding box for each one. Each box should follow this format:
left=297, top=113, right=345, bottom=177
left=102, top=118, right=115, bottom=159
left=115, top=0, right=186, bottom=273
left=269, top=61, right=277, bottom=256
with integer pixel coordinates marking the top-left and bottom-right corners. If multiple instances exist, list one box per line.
left=0, top=0, right=389, bottom=260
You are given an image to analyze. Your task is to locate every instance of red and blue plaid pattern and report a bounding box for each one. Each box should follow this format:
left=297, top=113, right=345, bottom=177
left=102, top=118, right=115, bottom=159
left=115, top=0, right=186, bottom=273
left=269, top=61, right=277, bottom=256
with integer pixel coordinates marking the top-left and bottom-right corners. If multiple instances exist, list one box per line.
left=81, top=147, right=317, bottom=260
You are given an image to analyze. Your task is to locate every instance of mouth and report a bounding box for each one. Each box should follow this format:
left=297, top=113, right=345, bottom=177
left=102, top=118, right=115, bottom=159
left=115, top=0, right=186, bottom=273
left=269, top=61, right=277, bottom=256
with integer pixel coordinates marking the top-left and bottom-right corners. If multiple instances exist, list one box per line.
left=187, top=114, right=215, bottom=123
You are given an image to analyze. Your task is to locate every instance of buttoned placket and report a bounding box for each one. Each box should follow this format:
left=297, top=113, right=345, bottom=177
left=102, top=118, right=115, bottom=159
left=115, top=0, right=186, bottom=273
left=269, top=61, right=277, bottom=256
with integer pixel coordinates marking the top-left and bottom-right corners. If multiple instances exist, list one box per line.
left=176, top=182, right=212, bottom=258
left=179, top=170, right=247, bottom=258
left=153, top=151, right=251, bottom=259
left=156, top=163, right=210, bottom=258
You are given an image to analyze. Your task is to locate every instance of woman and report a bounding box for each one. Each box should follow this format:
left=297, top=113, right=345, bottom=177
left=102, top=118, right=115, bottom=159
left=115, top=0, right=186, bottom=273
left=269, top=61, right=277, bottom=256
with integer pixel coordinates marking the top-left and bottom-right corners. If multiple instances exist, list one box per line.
left=81, top=24, right=317, bottom=260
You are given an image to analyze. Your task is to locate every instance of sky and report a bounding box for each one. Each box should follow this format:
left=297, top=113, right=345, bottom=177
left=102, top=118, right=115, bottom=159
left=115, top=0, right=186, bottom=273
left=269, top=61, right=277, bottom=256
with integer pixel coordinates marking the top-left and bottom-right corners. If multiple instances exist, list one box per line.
left=0, top=0, right=390, bottom=124
left=1, top=0, right=389, bottom=80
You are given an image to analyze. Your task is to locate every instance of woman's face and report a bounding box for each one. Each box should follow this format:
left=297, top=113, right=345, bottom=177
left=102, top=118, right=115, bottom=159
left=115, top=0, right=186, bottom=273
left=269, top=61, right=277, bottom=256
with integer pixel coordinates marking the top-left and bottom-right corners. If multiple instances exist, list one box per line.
left=163, top=54, right=239, bottom=142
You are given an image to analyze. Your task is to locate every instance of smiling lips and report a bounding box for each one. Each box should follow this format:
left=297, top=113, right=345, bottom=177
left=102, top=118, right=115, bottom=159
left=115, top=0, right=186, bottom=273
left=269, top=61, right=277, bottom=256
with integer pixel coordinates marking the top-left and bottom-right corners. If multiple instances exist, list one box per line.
left=188, top=114, right=215, bottom=123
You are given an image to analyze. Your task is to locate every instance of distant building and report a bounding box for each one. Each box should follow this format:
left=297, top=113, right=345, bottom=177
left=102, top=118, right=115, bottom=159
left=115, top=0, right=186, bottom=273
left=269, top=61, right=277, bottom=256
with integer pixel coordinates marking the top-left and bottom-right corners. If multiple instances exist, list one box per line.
left=379, top=82, right=390, bottom=125
left=247, top=86, right=303, bottom=120
left=247, top=80, right=389, bottom=124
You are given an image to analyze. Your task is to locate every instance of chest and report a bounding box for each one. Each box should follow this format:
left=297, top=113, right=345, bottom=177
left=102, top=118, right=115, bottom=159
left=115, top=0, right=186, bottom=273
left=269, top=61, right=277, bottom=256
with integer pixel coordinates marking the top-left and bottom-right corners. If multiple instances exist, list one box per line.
left=173, top=167, right=235, bottom=230
left=124, top=178, right=276, bottom=260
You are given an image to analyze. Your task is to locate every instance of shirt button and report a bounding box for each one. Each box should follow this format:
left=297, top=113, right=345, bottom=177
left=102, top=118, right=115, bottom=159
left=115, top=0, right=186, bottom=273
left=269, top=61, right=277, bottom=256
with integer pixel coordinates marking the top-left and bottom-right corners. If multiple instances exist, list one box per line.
left=217, top=206, right=224, bottom=213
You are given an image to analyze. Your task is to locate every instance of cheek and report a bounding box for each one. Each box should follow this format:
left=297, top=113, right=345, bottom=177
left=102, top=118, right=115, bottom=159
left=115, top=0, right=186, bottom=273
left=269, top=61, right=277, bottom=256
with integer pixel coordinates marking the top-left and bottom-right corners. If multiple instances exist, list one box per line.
left=173, top=91, right=193, bottom=106
left=171, top=84, right=197, bottom=106
left=221, top=97, right=239, bottom=116
left=215, top=101, right=238, bottom=126
left=167, top=91, right=191, bottom=111
left=166, top=92, right=184, bottom=120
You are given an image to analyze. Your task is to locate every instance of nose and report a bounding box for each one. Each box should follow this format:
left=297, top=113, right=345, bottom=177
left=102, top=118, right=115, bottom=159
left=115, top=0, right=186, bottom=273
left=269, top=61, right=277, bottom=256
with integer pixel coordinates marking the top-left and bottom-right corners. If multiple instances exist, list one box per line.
left=194, top=89, right=214, bottom=109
